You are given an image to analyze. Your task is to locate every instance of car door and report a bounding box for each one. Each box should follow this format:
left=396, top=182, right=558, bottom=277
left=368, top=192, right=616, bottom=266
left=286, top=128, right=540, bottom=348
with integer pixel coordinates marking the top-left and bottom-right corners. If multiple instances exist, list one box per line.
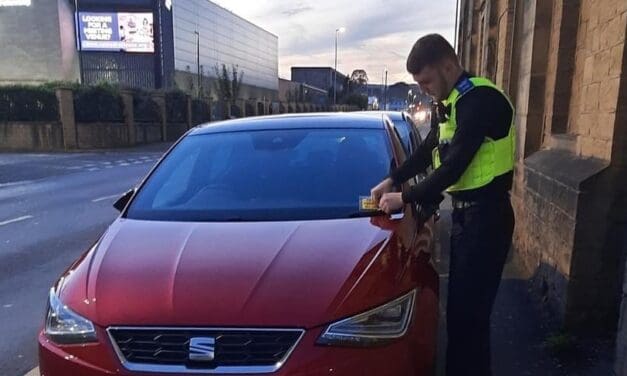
left=385, top=115, right=435, bottom=251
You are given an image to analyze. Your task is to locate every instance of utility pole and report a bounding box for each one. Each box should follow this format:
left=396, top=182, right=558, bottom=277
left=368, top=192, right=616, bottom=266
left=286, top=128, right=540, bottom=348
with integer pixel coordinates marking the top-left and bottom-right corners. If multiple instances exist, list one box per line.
left=334, top=27, right=345, bottom=106
left=384, top=68, right=388, bottom=110
left=195, top=31, right=200, bottom=98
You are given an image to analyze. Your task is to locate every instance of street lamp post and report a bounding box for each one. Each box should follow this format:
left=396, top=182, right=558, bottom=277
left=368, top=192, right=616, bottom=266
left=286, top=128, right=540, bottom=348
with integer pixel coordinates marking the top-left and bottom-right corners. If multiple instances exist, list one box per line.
left=194, top=31, right=201, bottom=98
left=334, top=27, right=345, bottom=106
left=384, top=68, right=388, bottom=110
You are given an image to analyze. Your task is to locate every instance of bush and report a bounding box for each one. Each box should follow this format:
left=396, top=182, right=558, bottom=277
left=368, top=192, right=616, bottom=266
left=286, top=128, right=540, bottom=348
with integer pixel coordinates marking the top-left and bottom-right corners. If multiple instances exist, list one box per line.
left=191, top=99, right=210, bottom=124
left=0, top=85, right=59, bottom=122
left=342, top=93, right=368, bottom=110
left=133, top=90, right=162, bottom=123
left=74, top=83, right=123, bottom=123
left=165, top=90, right=187, bottom=123
left=40, top=81, right=81, bottom=91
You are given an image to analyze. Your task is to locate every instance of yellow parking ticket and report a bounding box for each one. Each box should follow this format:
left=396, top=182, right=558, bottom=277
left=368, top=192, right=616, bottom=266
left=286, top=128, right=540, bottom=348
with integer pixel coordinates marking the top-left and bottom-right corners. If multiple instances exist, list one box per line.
left=359, top=196, right=378, bottom=211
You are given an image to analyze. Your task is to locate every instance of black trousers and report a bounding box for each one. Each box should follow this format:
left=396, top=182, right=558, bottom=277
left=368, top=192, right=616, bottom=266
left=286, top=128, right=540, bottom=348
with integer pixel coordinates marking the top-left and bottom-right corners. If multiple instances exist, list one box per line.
left=446, top=196, right=515, bottom=376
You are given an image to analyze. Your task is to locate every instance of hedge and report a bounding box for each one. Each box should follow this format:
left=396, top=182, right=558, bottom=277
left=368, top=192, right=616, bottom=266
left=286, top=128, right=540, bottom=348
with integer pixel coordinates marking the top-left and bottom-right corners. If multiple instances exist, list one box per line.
left=165, top=90, right=187, bottom=123
left=191, top=99, right=211, bottom=124
left=133, top=91, right=162, bottom=123
left=74, top=83, right=124, bottom=123
left=0, top=86, right=59, bottom=122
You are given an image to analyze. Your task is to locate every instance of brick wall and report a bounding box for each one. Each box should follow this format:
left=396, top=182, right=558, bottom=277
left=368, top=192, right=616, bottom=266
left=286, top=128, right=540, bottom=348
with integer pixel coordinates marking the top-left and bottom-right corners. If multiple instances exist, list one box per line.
left=458, top=0, right=627, bottom=341
left=572, top=0, right=626, bottom=159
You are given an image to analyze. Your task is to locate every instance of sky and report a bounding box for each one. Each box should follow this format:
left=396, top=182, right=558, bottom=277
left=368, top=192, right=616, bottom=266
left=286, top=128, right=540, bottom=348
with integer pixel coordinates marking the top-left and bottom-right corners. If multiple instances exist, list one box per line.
left=210, top=0, right=457, bottom=84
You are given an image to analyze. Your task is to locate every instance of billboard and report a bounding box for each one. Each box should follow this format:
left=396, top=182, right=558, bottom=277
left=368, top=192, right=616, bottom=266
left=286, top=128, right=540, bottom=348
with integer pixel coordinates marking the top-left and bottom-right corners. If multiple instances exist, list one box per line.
left=78, top=12, right=154, bottom=53
left=0, top=0, right=31, bottom=6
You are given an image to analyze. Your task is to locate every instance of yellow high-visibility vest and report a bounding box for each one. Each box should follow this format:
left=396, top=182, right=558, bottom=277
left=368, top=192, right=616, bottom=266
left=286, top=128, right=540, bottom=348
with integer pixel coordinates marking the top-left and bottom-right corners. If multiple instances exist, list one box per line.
left=432, top=76, right=515, bottom=192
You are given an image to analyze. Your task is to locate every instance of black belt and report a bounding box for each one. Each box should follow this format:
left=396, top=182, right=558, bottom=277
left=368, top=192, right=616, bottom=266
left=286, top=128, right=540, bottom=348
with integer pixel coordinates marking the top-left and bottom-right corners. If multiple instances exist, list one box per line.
left=451, top=194, right=510, bottom=210
left=451, top=199, right=480, bottom=210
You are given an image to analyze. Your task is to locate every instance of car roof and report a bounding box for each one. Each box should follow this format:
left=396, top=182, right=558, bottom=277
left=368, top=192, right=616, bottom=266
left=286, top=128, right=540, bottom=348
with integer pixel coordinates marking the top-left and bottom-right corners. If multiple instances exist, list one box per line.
left=190, top=113, right=387, bottom=135
left=356, top=111, right=409, bottom=122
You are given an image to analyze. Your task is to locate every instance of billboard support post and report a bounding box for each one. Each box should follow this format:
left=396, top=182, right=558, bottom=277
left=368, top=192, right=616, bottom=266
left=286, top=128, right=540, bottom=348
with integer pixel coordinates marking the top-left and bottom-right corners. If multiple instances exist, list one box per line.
left=74, top=0, right=84, bottom=84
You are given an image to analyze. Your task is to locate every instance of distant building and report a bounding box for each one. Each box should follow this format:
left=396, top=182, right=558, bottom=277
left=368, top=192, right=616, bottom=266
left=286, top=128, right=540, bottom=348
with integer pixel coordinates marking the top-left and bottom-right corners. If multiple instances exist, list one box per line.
left=291, top=67, right=347, bottom=99
left=367, top=82, right=425, bottom=111
left=0, top=0, right=279, bottom=100
left=278, top=78, right=327, bottom=105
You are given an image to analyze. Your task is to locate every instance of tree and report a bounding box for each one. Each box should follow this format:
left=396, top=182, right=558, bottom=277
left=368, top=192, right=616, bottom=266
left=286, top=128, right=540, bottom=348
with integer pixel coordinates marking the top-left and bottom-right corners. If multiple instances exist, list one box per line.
left=348, top=69, right=369, bottom=96
left=349, top=69, right=369, bottom=86
left=213, top=64, right=244, bottom=105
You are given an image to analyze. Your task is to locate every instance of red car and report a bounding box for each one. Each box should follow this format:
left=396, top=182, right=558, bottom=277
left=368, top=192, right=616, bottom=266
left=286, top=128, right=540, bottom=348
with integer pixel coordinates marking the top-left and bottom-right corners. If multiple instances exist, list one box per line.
left=39, top=113, right=439, bottom=375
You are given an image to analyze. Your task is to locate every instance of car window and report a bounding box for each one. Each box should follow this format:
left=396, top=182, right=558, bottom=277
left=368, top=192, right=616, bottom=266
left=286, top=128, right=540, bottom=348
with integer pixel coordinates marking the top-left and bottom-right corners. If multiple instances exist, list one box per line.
left=127, top=128, right=393, bottom=221
left=393, top=119, right=412, bottom=155
left=404, top=116, right=422, bottom=150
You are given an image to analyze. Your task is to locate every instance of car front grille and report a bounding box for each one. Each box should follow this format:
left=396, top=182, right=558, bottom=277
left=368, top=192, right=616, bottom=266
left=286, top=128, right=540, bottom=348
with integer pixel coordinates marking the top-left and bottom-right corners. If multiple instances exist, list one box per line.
left=107, top=327, right=304, bottom=374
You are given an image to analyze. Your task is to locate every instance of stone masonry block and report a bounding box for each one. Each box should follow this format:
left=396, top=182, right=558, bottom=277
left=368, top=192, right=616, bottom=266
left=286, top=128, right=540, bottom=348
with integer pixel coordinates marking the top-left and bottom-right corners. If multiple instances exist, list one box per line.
left=603, top=15, right=626, bottom=49
left=600, top=77, right=621, bottom=112
left=583, top=55, right=596, bottom=84
left=578, top=113, right=599, bottom=136
left=595, top=50, right=611, bottom=78
left=577, top=21, right=588, bottom=50
left=592, top=26, right=602, bottom=53
left=584, top=23, right=595, bottom=52
left=588, top=0, right=600, bottom=29
left=600, top=0, right=619, bottom=23
left=582, top=83, right=600, bottom=113
left=547, top=180, right=579, bottom=219
left=580, top=0, right=591, bottom=23
left=597, top=112, right=617, bottom=140
left=610, top=44, right=625, bottom=78
left=579, top=136, right=611, bottom=159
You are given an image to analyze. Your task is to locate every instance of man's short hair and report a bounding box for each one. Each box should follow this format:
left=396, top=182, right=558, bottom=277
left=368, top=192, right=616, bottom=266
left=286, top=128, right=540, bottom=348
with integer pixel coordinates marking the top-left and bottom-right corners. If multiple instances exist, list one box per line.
left=406, top=34, right=458, bottom=74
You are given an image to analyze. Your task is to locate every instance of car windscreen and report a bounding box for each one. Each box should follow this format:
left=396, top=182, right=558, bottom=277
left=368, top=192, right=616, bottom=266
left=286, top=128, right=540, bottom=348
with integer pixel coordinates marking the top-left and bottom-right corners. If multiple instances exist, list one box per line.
left=126, top=128, right=393, bottom=221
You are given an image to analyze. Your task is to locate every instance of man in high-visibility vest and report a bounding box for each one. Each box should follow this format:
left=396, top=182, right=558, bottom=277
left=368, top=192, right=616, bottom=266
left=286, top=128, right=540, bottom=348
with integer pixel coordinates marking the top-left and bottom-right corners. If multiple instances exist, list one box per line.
left=372, top=34, right=515, bottom=376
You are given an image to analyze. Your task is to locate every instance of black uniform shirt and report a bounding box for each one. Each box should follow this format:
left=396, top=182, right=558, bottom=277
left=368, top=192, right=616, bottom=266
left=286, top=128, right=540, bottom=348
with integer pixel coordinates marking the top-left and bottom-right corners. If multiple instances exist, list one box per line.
left=390, top=72, right=514, bottom=203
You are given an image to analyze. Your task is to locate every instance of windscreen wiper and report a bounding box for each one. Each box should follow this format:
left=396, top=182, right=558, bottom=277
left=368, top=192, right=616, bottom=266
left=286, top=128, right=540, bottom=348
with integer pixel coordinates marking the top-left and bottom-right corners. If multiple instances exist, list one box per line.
left=347, top=211, right=386, bottom=218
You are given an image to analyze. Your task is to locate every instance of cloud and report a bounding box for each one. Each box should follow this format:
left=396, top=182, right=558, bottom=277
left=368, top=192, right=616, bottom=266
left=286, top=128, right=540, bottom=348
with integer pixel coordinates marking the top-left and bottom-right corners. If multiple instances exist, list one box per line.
left=210, top=0, right=456, bottom=84
left=282, top=5, right=313, bottom=16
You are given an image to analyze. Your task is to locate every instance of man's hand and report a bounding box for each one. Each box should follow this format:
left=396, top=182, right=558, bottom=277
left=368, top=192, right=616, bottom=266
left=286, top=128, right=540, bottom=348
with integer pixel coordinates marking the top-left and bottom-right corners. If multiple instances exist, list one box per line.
left=371, top=178, right=394, bottom=206
left=379, top=192, right=404, bottom=214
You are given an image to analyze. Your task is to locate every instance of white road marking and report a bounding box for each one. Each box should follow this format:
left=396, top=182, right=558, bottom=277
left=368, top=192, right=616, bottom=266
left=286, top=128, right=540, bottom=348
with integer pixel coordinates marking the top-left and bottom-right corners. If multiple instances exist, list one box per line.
left=0, top=180, right=33, bottom=188
left=120, top=163, right=130, bottom=166
left=0, top=215, right=33, bottom=227
left=3, top=304, right=13, bottom=308
left=92, top=194, right=121, bottom=203
left=87, top=168, right=99, bottom=172
left=24, top=367, right=39, bottom=376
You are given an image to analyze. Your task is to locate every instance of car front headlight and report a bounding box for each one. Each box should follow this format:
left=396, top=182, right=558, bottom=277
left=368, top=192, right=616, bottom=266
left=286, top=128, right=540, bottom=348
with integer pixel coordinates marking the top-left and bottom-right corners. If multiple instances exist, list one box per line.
left=317, top=289, right=416, bottom=347
left=45, top=288, right=97, bottom=344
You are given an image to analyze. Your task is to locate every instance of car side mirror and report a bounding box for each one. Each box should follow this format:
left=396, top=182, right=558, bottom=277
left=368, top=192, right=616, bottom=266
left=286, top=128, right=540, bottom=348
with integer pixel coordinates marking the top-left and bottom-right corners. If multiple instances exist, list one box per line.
left=113, top=189, right=135, bottom=212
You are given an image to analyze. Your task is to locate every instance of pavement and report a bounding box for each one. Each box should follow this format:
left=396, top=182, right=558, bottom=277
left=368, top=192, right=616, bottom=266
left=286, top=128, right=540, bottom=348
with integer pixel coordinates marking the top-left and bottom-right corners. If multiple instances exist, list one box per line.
left=434, top=198, right=615, bottom=376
